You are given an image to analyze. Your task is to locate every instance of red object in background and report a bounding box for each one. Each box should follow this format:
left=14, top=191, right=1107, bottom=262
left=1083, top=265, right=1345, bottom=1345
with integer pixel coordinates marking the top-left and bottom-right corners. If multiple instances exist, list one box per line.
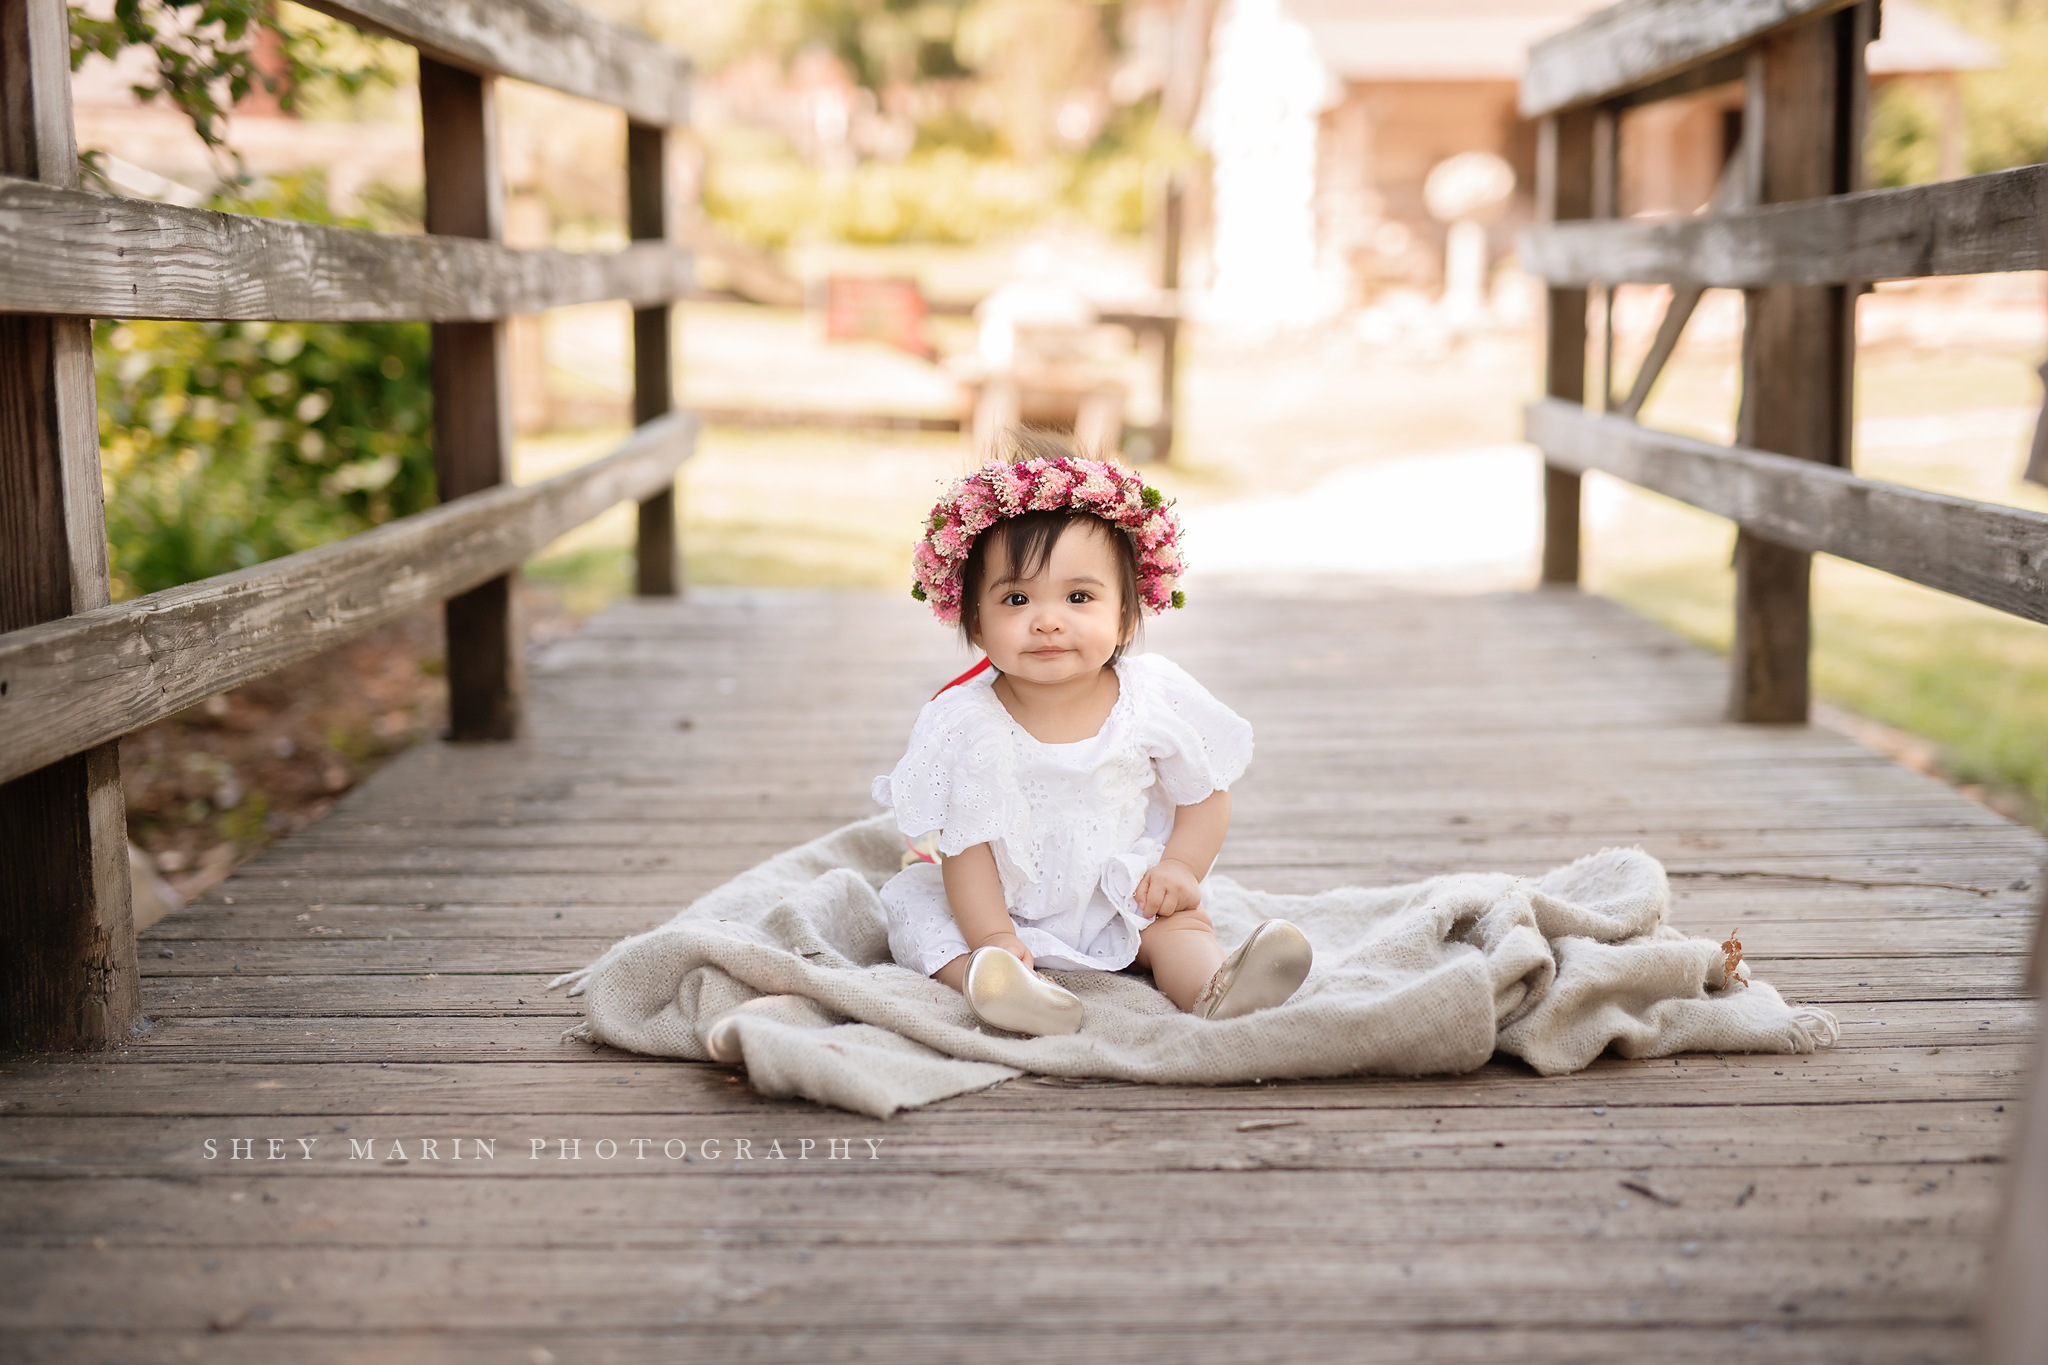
left=825, top=277, right=933, bottom=359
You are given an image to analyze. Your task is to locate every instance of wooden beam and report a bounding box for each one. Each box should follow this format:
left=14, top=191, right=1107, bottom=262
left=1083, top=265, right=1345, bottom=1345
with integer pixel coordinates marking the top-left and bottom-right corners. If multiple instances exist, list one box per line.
left=1518, top=163, right=2044, bottom=288
left=0, top=0, right=138, bottom=1050
left=1524, top=400, right=2048, bottom=623
left=295, top=0, right=690, bottom=128
left=0, top=414, right=695, bottom=787
left=1148, top=176, right=1184, bottom=463
left=1728, top=7, right=1867, bottom=723
left=1537, top=109, right=1597, bottom=586
left=0, top=178, right=694, bottom=321
left=1612, top=143, right=1753, bottom=422
left=422, top=59, right=522, bottom=741
left=628, top=120, right=679, bottom=598
left=1520, top=0, right=1857, bottom=118
left=1592, top=108, right=1618, bottom=411
left=1614, top=287, right=1704, bottom=419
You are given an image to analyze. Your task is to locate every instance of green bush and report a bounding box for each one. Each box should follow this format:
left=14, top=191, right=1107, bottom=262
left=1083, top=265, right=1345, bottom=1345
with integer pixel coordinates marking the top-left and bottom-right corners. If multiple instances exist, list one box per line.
left=95, top=178, right=436, bottom=600
left=703, top=102, right=1188, bottom=247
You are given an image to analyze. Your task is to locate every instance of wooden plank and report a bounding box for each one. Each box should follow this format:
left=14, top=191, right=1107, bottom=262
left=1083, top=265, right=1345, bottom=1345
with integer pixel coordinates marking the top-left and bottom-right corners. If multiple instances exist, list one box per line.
left=0, top=414, right=695, bottom=785
left=100, top=999, right=2036, bottom=1063
left=0, top=1165, right=2011, bottom=1243
left=628, top=120, right=680, bottom=598
left=0, top=1327, right=1978, bottom=1365
left=1537, top=109, right=1596, bottom=585
left=1517, top=163, right=2045, bottom=288
left=0, top=177, right=695, bottom=321
left=1523, top=401, right=2048, bottom=626
left=1520, top=0, right=1857, bottom=118
left=0, top=0, right=137, bottom=1050
left=4, top=1048, right=2024, bottom=1119
left=296, top=0, right=690, bottom=128
left=422, top=59, right=522, bottom=742
left=0, top=1233, right=1997, bottom=1330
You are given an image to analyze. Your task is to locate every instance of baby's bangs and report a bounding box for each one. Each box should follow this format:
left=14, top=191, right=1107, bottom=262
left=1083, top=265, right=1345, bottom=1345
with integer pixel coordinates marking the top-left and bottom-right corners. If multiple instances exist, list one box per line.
left=987, top=513, right=1070, bottom=586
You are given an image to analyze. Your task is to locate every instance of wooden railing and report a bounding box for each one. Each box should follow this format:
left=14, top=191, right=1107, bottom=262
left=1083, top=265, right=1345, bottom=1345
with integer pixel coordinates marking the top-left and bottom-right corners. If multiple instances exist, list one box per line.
left=1519, top=0, right=2045, bottom=720
left=0, top=0, right=695, bottom=1049
left=1520, top=2, right=2044, bottom=1356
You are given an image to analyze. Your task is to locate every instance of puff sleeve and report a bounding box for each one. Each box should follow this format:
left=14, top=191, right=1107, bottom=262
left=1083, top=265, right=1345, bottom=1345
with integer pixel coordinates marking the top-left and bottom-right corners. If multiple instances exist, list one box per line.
left=1132, top=654, right=1255, bottom=807
left=870, top=685, right=1022, bottom=858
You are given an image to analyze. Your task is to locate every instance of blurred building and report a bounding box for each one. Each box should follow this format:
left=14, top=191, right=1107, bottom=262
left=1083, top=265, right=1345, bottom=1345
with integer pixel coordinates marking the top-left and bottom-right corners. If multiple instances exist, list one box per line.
left=1281, top=0, right=1998, bottom=306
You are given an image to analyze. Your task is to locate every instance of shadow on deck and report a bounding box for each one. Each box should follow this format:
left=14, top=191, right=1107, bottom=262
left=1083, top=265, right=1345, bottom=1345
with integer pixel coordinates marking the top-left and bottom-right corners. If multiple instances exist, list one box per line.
left=4, top=586, right=2040, bottom=1362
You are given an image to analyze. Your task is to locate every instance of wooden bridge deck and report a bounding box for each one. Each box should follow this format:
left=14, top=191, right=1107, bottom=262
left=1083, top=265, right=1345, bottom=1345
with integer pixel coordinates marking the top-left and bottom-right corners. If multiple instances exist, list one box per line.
left=3, top=586, right=2041, bottom=1363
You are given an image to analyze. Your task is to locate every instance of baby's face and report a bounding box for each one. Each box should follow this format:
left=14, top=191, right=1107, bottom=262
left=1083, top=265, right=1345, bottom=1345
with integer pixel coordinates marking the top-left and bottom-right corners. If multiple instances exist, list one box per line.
left=971, top=521, right=1126, bottom=687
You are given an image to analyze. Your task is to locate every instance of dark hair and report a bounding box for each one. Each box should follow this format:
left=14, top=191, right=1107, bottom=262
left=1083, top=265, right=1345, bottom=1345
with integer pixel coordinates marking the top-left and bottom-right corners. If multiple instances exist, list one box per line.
left=960, top=509, right=1142, bottom=659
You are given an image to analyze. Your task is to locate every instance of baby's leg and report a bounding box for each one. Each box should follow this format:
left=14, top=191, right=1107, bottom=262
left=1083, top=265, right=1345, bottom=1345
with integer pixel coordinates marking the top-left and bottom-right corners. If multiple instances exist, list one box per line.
left=1135, top=909, right=1225, bottom=1012
left=932, top=954, right=970, bottom=993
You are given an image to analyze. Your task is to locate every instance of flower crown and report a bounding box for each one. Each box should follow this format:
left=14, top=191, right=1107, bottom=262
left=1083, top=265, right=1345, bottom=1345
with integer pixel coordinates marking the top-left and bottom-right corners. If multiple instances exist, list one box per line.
left=911, top=455, right=1186, bottom=624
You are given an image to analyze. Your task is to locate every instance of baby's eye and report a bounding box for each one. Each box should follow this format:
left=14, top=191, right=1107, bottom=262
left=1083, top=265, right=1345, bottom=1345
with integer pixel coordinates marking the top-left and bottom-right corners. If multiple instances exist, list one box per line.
left=1067, top=590, right=1093, bottom=604
left=1002, top=591, right=1028, bottom=607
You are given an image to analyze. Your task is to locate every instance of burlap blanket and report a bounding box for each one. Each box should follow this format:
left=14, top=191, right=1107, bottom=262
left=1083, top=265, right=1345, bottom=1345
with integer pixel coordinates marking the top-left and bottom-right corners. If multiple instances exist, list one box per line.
left=549, top=815, right=1839, bottom=1118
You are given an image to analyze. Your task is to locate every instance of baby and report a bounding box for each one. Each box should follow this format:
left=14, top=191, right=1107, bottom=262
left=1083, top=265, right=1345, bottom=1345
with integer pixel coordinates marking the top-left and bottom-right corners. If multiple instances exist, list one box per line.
left=872, top=432, right=1311, bottom=1036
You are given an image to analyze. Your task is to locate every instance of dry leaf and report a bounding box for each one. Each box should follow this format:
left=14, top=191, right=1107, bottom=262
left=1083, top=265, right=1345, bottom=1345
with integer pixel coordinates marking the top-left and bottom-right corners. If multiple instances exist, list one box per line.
left=1721, top=927, right=1746, bottom=989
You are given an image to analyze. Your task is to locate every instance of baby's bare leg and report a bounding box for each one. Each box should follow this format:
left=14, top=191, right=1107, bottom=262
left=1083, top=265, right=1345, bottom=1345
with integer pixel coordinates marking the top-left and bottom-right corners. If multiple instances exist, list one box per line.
left=933, top=954, right=970, bottom=993
left=1135, top=909, right=1226, bottom=1012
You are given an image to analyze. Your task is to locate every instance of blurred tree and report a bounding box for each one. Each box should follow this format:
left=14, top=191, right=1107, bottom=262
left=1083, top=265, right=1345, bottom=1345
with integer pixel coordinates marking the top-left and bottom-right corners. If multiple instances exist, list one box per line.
left=94, top=178, right=437, bottom=599
left=1868, top=0, right=2048, bottom=185
left=955, top=0, right=1111, bottom=160
left=68, top=0, right=392, bottom=189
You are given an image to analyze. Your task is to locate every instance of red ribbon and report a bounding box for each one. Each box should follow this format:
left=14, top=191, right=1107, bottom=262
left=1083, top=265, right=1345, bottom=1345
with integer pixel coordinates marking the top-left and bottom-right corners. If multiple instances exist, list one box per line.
left=932, top=655, right=993, bottom=700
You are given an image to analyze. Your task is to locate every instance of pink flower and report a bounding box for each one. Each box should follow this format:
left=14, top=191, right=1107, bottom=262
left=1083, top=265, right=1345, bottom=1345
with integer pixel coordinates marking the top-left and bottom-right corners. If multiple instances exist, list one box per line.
left=988, top=465, right=1028, bottom=510
left=913, top=454, right=1187, bottom=622
left=1031, top=466, right=1074, bottom=506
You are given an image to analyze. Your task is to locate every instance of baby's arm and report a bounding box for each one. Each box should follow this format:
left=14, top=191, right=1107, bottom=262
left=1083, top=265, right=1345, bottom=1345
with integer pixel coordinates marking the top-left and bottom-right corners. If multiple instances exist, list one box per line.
left=1136, top=789, right=1232, bottom=918
left=940, top=842, right=1033, bottom=969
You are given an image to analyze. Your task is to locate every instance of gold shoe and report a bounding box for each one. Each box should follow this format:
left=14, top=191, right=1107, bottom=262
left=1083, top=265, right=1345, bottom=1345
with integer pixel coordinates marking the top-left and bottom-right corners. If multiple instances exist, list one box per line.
left=1197, top=919, right=1313, bottom=1021
left=963, top=946, right=1084, bottom=1037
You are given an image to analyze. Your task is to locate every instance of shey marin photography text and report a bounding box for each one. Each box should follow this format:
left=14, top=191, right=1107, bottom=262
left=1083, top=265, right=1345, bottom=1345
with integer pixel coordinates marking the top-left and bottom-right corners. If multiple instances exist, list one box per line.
left=199, top=1137, right=889, bottom=1162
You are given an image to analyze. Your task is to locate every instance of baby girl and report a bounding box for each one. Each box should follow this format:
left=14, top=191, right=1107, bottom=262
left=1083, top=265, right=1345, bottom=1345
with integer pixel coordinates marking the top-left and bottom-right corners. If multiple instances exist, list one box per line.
left=872, top=431, right=1312, bottom=1037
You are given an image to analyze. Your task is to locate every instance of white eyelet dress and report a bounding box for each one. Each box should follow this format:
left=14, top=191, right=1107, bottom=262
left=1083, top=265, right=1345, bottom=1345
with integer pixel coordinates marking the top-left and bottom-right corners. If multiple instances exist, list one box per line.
left=872, top=653, right=1255, bottom=977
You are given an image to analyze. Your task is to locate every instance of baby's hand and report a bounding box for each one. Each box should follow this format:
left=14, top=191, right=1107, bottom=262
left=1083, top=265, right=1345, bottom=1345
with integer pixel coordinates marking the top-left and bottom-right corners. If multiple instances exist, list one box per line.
left=1136, top=858, right=1203, bottom=918
left=974, top=929, right=1034, bottom=971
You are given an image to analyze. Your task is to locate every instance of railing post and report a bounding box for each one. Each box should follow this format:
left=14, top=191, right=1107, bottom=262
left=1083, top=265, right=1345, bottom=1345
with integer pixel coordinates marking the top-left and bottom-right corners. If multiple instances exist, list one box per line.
left=1153, top=174, right=1183, bottom=464
left=422, top=59, right=524, bottom=739
left=1536, top=107, right=1596, bottom=584
left=0, top=0, right=140, bottom=1048
left=1729, top=4, right=1871, bottom=722
left=628, top=120, right=681, bottom=596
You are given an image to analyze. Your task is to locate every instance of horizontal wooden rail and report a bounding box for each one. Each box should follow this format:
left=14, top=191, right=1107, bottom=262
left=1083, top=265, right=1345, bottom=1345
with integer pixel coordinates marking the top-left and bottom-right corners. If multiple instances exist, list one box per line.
left=0, top=178, right=694, bottom=321
left=1524, top=399, right=2048, bottom=623
left=1519, top=165, right=2044, bottom=287
left=0, top=413, right=695, bottom=785
left=297, top=0, right=689, bottom=127
left=1521, top=0, right=1853, bottom=118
